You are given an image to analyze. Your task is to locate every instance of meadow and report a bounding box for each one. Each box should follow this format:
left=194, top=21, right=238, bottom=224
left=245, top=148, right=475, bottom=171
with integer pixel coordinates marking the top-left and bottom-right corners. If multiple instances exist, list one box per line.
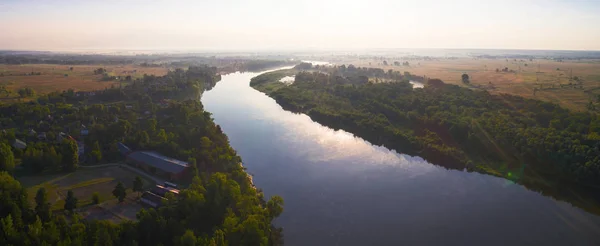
left=0, top=64, right=168, bottom=97
left=17, top=165, right=153, bottom=212
left=346, top=58, right=600, bottom=111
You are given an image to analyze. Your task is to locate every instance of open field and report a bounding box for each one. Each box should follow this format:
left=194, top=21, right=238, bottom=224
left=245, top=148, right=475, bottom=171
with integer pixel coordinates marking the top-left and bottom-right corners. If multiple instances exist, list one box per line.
left=0, top=64, right=169, bottom=96
left=345, top=58, right=600, bottom=111
left=17, top=165, right=154, bottom=211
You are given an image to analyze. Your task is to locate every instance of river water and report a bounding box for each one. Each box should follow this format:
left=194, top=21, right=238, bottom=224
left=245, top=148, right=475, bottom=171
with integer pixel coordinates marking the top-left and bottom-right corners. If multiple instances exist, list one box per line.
left=201, top=70, right=600, bottom=246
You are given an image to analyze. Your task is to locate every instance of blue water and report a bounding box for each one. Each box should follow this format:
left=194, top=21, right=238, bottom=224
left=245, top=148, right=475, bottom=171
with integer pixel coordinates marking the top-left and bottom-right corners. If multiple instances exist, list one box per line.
left=201, top=70, right=600, bottom=246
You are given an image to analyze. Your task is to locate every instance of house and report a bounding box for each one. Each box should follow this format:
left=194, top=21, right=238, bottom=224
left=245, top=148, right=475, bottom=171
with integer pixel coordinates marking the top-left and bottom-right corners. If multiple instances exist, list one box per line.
left=140, top=191, right=166, bottom=208
left=37, top=132, right=47, bottom=140
left=12, top=139, right=27, bottom=149
left=57, top=132, right=67, bottom=142
left=151, top=185, right=180, bottom=197
left=28, top=129, right=37, bottom=136
left=123, top=148, right=189, bottom=181
left=80, top=129, right=89, bottom=136
left=117, top=142, right=132, bottom=155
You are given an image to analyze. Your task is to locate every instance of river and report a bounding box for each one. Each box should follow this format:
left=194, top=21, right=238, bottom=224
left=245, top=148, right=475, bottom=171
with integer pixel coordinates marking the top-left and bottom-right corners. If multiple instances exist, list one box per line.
left=201, top=70, right=600, bottom=246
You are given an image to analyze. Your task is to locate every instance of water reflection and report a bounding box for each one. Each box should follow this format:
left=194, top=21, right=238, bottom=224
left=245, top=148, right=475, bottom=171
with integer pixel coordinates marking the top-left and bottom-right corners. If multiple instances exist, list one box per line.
left=202, top=71, right=600, bottom=246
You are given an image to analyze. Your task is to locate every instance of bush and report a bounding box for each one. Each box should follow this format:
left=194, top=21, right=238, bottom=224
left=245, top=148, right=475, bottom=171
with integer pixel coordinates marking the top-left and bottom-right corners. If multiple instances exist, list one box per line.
left=92, top=192, right=100, bottom=204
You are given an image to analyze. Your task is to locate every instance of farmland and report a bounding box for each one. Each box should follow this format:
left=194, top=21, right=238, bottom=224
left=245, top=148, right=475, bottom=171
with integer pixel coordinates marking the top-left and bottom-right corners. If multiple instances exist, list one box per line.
left=342, top=58, right=600, bottom=111
left=0, top=64, right=169, bottom=97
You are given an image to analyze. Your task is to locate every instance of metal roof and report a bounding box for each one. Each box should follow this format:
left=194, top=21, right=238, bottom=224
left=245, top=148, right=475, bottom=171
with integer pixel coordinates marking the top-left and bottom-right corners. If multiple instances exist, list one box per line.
left=117, top=142, right=132, bottom=155
left=127, top=151, right=189, bottom=174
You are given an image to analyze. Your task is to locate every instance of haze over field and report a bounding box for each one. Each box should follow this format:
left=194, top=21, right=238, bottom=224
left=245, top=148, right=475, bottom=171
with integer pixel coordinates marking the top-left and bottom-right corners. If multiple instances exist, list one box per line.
left=1, top=0, right=599, bottom=51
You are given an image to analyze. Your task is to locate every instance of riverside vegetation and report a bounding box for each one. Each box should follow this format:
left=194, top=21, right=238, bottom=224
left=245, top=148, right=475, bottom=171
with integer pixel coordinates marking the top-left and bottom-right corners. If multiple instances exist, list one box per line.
left=251, top=63, right=600, bottom=214
left=0, top=65, right=284, bottom=245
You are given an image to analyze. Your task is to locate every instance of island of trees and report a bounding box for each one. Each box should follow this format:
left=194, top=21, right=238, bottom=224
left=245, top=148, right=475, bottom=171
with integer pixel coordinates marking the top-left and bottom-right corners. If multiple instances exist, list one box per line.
left=250, top=62, right=600, bottom=214
left=0, top=65, right=284, bottom=245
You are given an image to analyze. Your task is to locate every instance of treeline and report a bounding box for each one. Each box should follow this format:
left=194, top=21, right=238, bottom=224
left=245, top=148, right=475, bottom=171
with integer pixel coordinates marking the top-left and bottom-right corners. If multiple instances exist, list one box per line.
left=294, top=62, right=426, bottom=83
left=0, top=65, right=284, bottom=245
left=0, top=170, right=284, bottom=245
left=251, top=68, right=600, bottom=212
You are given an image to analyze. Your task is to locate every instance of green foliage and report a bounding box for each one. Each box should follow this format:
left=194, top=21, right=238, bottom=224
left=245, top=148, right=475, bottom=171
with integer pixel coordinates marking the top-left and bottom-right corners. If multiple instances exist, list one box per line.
left=64, top=190, right=77, bottom=212
left=61, top=139, right=78, bottom=172
left=92, top=192, right=100, bottom=205
left=112, top=182, right=126, bottom=202
left=0, top=143, right=15, bottom=173
left=35, top=188, right=51, bottom=222
left=18, top=87, right=35, bottom=98
left=253, top=68, right=600, bottom=190
left=0, top=65, right=284, bottom=246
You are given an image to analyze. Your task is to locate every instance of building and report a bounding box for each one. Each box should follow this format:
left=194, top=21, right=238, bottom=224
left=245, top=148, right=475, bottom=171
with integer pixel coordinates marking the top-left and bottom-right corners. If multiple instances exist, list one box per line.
left=119, top=143, right=189, bottom=181
left=140, top=191, right=167, bottom=208
left=151, top=184, right=180, bottom=197
left=118, top=142, right=132, bottom=155
left=12, top=139, right=27, bottom=149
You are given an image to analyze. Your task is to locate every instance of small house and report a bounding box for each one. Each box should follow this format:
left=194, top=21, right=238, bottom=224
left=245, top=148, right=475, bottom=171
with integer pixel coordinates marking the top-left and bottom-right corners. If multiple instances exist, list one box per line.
left=37, top=132, right=47, bottom=140
left=12, top=139, right=27, bottom=149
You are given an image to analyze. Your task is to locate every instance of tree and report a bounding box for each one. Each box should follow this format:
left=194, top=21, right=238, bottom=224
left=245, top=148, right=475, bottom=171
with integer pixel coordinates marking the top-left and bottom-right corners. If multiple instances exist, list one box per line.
left=266, top=195, right=284, bottom=219
left=64, top=190, right=78, bottom=212
left=61, top=139, right=78, bottom=172
left=0, top=143, right=15, bottom=173
left=112, top=182, right=126, bottom=202
left=179, top=230, right=197, bottom=246
left=35, top=188, right=51, bottom=222
left=461, top=73, right=470, bottom=84
left=188, top=157, right=199, bottom=178
left=133, top=176, right=143, bottom=198
left=92, top=192, right=100, bottom=205
left=90, top=141, right=102, bottom=164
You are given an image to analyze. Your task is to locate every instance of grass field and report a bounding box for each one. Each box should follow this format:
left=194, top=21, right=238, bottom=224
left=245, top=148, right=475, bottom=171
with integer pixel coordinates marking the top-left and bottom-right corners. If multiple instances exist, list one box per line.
left=0, top=64, right=169, bottom=97
left=346, top=58, right=600, bottom=111
left=17, top=165, right=154, bottom=211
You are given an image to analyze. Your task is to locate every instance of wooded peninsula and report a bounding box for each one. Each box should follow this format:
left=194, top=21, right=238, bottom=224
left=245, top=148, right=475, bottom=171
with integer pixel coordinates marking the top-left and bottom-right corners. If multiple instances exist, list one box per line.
left=251, top=63, right=600, bottom=214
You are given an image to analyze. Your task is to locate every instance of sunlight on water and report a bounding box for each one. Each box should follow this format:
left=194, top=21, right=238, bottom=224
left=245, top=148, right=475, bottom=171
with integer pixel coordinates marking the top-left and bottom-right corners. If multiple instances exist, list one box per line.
left=202, top=69, right=600, bottom=246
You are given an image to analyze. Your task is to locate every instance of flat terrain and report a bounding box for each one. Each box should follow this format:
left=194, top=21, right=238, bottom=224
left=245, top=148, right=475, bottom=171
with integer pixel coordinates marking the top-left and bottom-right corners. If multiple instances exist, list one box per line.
left=0, top=64, right=169, bottom=97
left=17, top=165, right=154, bottom=211
left=345, top=58, right=600, bottom=111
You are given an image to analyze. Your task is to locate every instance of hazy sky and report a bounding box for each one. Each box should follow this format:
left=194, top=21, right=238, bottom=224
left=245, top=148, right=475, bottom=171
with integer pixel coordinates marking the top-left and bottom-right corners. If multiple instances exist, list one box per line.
left=1, top=0, right=599, bottom=51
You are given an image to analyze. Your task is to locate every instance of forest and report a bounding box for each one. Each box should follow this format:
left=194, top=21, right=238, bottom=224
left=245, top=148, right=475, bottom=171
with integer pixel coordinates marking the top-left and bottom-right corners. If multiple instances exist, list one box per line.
left=251, top=65, right=600, bottom=213
left=0, top=65, right=284, bottom=245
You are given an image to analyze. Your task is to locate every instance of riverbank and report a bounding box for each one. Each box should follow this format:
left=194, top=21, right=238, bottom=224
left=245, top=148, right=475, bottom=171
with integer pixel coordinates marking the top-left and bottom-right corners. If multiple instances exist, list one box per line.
left=249, top=68, right=600, bottom=216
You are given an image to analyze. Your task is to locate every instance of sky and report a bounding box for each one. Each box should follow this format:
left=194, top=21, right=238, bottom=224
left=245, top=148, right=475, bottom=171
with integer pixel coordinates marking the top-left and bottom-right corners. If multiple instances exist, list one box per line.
left=1, top=0, right=599, bottom=51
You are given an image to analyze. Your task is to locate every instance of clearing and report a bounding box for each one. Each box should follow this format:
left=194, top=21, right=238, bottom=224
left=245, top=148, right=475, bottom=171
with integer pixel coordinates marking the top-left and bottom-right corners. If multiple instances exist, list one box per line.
left=18, top=165, right=155, bottom=212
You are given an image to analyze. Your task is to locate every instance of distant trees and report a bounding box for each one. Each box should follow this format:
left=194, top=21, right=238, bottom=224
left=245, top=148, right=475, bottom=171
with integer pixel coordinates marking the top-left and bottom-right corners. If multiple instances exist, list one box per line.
left=64, top=190, right=77, bottom=212
left=17, top=87, right=35, bottom=98
left=112, top=182, right=126, bottom=202
left=0, top=143, right=15, bottom=173
left=462, top=73, right=470, bottom=84
left=93, top=68, right=107, bottom=75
